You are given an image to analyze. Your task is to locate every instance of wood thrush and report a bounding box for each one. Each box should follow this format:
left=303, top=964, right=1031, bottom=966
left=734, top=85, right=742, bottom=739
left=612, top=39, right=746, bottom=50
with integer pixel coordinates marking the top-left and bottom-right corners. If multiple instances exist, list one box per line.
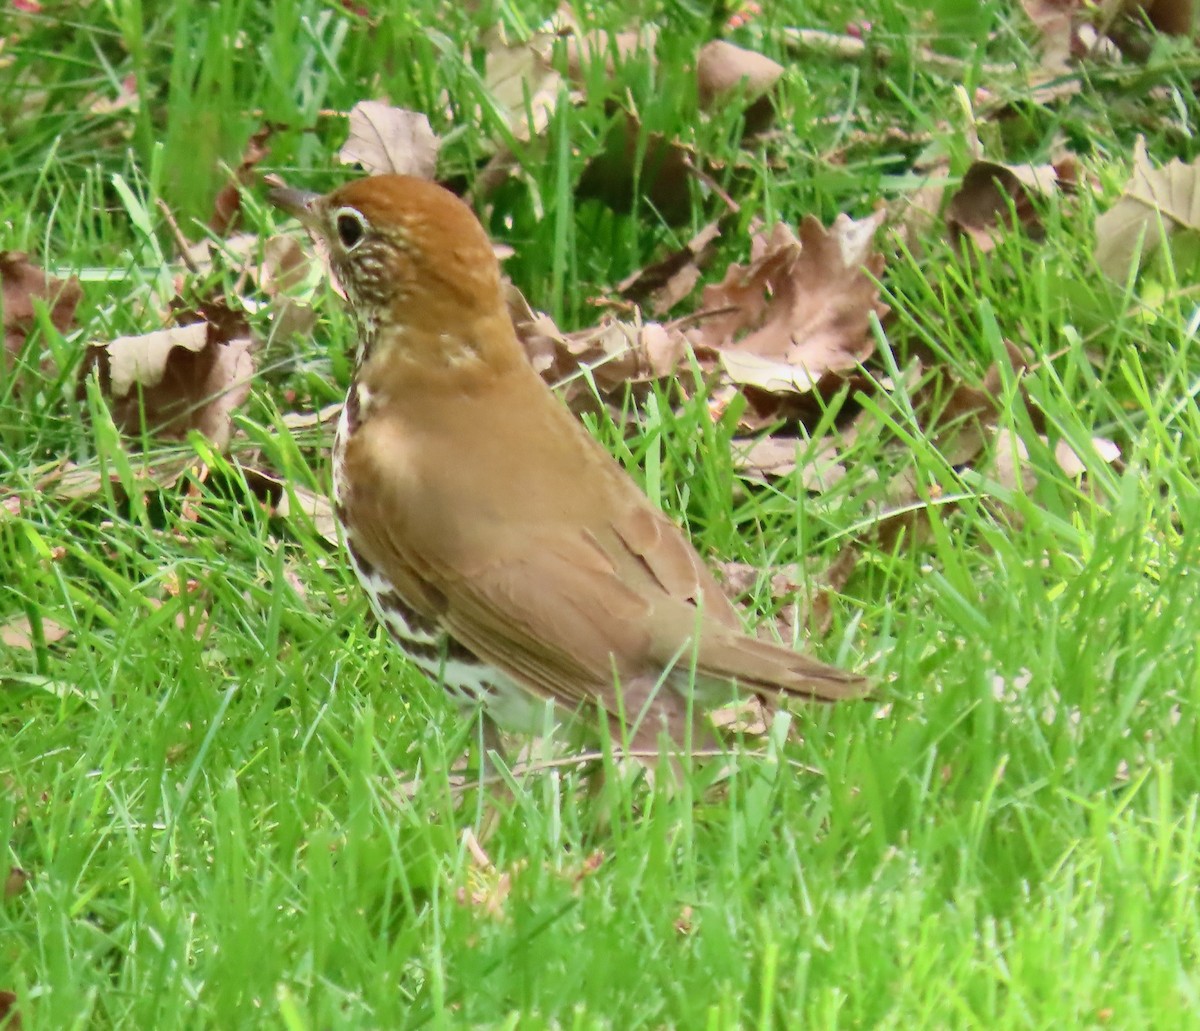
left=271, top=174, right=868, bottom=750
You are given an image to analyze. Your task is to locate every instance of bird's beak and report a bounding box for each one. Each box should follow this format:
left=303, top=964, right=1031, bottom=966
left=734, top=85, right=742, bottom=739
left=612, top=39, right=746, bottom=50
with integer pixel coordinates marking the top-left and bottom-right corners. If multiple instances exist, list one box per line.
left=268, top=184, right=322, bottom=227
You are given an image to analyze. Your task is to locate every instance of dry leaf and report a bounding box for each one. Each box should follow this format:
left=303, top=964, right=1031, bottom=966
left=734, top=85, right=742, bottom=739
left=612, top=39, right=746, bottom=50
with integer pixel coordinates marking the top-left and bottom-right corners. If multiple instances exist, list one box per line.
left=565, top=23, right=657, bottom=80
left=35, top=456, right=195, bottom=503
left=81, top=322, right=254, bottom=448
left=180, top=232, right=260, bottom=281
left=1020, top=0, right=1086, bottom=77
left=720, top=350, right=822, bottom=393
left=0, top=990, right=20, bottom=1031
left=577, top=111, right=696, bottom=225
left=281, top=401, right=342, bottom=431
left=889, top=175, right=952, bottom=248
left=1137, top=0, right=1194, bottom=34
left=716, top=547, right=857, bottom=639
left=946, top=159, right=1075, bottom=252
left=279, top=483, right=340, bottom=546
left=260, top=235, right=311, bottom=296
left=697, top=39, right=783, bottom=130
left=3, top=867, right=29, bottom=899
left=259, top=234, right=319, bottom=339
left=509, top=283, right=689, bottom=406
left=0, top=617, right=69, bottom=650
left=241, top=466, right=340, bottom=546
left=690, top=211, right=887, bottom=386
left=1054, top=435, right=1122, bottom=476
left=338, top=101, right=441, bottom=178
left=483, top=15, right=575, bottom=142
left=732, top=435, right=848, bottom=491
left=1094, top=137, right=1200, bottom=281
left=1, top=251, right=82, bottom=377
left=616, top=220, right=723, bottom=313
left=210, top=125, right=273, bottom=236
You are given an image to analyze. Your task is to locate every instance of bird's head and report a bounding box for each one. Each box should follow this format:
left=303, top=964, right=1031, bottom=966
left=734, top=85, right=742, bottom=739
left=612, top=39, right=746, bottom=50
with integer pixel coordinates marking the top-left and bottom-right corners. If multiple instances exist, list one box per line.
left=271, top=175, right=507, bottom=352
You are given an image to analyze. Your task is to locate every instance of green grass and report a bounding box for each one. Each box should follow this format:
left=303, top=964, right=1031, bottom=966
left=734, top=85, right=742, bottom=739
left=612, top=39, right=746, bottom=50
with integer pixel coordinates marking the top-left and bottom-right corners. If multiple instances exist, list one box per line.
left=3, top=0, right=1200, bottom=1027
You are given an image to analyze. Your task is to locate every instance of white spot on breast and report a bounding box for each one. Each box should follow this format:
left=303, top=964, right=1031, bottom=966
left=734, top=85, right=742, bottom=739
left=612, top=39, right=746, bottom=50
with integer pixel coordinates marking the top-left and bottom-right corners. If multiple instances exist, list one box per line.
left=332, top=401, right=350, bottom=505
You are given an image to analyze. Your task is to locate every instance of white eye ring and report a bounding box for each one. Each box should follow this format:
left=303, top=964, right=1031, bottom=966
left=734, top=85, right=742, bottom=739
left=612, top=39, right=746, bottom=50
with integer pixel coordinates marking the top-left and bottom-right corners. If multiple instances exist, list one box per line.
left=333, top=207, right=368, bottom=250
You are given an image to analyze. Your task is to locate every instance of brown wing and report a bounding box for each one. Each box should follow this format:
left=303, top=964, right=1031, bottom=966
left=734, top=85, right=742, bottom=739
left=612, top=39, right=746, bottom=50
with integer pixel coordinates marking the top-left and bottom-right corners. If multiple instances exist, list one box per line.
left=340, top=365, right=866, bottom=731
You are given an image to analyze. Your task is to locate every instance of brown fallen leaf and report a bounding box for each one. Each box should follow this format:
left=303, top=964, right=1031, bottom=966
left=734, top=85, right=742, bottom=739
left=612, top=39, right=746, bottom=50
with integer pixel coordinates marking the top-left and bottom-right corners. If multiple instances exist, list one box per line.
left=946, top=158, right=1076, bottom=252
left=280, top=401, right=342, bottom=431
left=239, top=466, right=340, bottom=546
left=259, top=235, right=311, bottom=296
left=565, top=23, right=657, bottom=81
left=732, top=435, right=848, bottom=491
left=0, top=617, right=69, bottom=650
left=483, top=14, right=577, bottom=142
left=81, top=321, right=255, bottom=448
left=1020, top=0, right=1087, bottom=87
left=1, top=251, right=82, bottom=378
left=280, top=483, right=340, bottom=547
left=1094, top=137, right=1200, bottom=281
left=258, top=234, right=319, bottom=340
left=3, top=867, right=30, bottom=899
left=34, top=455, right=196, bottom=503
left=1136, top=0, right=1194, bottom=35
left=338, top=101, right=441, bottom=178
left=508, top=283, right=690, bottom=408
left=0, top=990, right=20, bottom=1031
left=210, top=125, right=273, bottom=236
left=697, top=40, right=783, bottom=107
left=889, top=173, right=952, bottom=250
left=716, top=546, right=858, bottom=639
left=696, top=40, right=782, bottom=133
left=577, top=110, right=697, bottom=225
left=1054, top=435, right=1122, bottom=476
left=616, top=219, right=723, bottom=314
left=689, top=211, right=887, bottom=385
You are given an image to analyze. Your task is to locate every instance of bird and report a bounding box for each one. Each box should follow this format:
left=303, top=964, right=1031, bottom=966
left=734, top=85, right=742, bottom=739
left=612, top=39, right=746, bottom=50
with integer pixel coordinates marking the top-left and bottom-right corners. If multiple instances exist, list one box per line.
left=270, top=174, right=869, bottom=752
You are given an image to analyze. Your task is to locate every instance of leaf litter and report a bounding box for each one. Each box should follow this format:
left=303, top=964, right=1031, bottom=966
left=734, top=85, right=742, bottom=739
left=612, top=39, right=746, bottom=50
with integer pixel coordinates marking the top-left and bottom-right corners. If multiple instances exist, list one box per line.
left=14, top=0, right=1153, bottom=654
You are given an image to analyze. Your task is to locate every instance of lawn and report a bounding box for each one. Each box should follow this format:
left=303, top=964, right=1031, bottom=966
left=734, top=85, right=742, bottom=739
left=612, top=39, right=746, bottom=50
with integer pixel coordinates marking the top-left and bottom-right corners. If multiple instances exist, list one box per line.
left=2, top=0, right=1199, bottom=1027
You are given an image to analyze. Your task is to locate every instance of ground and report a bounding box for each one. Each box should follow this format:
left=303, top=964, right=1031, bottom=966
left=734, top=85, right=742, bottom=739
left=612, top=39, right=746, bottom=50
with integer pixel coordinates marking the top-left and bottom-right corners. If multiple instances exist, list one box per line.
left=1, top=1, right=1199, bottom=1028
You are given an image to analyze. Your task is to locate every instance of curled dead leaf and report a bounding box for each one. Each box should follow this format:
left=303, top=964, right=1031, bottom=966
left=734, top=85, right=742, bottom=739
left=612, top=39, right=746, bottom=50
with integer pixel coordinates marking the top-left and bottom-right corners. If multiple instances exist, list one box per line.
left=81, top=322, right=255, bottom=448
left=716, top=547, right=858, bottom=640
left=691, top=211, right=886, bottom=387
left=1054, top=435, right=1122, bottom=476
left=210, top=125, right=273, bottom=236
left=279, top=483, right=341, bottom=547
left=732, top=435, right=847, bottom=491
left=483, top=14, right=577, bottom=142
left=0, top=990, right=20, bottom=1031
left=1094, top=137, right=1200, bottom=281
left=577, top=111, right=696, bottom=225
left=0, top=617, right=69, bottom=651
left=259, top=234, right=319, bottom=339
left=696, top=40, right=783, bottom=123
left=3, top=867, right=30, bottom=899
left=1, top=251, right=82, bottom=379
left=508, top=283, right=690, bottom=407
left=339, top=101, right=441, bottom=178
left=946, top=159, right=1075, bottom=252
left=616, top=220, right=723, bottom=313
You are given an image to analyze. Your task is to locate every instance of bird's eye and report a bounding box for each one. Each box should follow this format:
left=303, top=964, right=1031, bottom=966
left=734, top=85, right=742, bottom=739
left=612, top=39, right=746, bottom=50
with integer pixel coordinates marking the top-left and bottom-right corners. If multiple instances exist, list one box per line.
left=334, top=209, right=367, bottom=250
